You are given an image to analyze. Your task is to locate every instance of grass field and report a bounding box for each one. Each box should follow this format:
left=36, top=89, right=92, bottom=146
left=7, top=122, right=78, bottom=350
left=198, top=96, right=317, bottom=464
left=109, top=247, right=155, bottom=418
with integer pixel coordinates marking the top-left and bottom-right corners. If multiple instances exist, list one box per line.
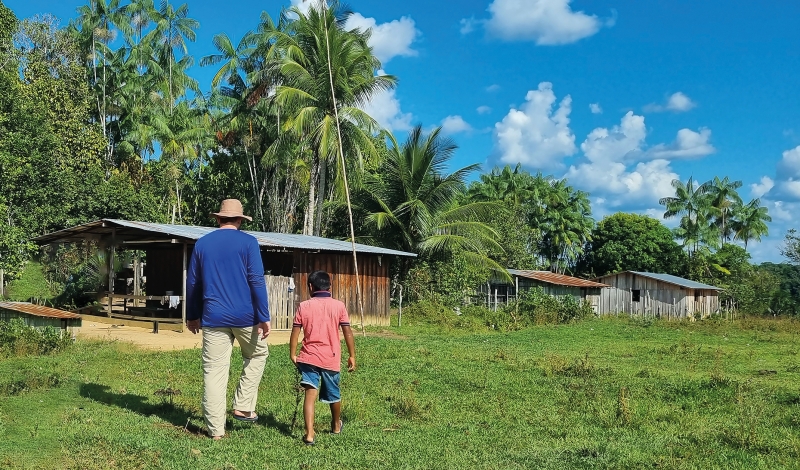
left=2, top=317, right=800, bottom=469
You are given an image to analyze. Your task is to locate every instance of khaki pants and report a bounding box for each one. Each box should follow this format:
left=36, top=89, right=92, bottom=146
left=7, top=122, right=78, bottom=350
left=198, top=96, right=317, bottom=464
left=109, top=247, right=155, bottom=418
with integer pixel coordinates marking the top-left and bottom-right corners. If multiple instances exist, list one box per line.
left=202, top=326, right=269, bottom=437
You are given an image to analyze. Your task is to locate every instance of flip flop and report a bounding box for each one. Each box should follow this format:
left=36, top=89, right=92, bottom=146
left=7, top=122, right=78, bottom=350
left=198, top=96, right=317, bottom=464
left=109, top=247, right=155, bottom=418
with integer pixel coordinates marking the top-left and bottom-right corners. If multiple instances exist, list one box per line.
left=233, top=412, right=258, bottom=423
left=302, top=436, right=315, bottom=446
left=331, top=419, right=344, bottom=435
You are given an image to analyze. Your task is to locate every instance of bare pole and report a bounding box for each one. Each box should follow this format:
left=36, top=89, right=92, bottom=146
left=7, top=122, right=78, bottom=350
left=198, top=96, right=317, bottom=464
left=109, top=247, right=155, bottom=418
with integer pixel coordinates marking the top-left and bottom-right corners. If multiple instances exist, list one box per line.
left=324, top=10, right=366, bottom=335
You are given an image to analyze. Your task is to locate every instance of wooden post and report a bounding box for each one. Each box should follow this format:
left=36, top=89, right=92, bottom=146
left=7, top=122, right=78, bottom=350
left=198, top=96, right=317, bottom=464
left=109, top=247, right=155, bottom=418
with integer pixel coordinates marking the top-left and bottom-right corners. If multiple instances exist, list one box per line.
left=181, top=242, right=187, bottom=333
left=398, top=284, right=403, bottom=328
left=107, top=229, right=116, bottom=317
left=133, top=255, right=140, bottom=307
left=0, top=269, right=4, bottom=298
left=494, top=288, right=498, bottom=312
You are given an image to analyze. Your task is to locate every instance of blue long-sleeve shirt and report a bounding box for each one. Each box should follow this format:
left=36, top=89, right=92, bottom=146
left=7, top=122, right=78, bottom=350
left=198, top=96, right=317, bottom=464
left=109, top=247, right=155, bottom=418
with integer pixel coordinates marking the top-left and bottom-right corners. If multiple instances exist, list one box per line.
left=186, top=229, right=270, bottom=327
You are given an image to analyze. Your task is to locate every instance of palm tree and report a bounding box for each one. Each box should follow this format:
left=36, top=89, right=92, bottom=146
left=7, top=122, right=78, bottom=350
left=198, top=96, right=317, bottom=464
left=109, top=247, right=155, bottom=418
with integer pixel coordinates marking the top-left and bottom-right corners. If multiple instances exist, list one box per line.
left=705, top=176, right=743, bottom=246
left=363, top=126, right=508, bottom=281
left=537, top=181, right=593, bottom=273
left=659, top=177, right=714, bottom=254
left=145, top=0, right=198, bottom=110
left=732, top=198, right=771, bottom=250
left=200, top=32, right=256, bottom=89
left=269, top=1, right=396, bottom=236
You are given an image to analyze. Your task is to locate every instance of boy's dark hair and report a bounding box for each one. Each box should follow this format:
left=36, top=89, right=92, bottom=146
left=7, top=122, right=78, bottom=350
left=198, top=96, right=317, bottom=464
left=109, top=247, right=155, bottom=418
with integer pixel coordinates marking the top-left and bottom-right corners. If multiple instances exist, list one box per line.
left=308, top=271, right=331, bottom=291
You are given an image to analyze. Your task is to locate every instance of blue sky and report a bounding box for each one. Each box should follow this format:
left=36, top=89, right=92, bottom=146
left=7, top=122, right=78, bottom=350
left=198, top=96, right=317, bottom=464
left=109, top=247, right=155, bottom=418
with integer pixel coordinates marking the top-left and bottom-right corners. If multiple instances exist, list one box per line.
left=8, top=0, right=800, bottom=262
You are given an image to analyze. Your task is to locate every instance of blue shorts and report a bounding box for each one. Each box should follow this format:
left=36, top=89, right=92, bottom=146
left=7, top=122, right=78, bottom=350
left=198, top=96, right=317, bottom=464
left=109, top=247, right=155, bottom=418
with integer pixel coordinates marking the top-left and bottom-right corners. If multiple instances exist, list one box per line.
left=297, top=362, right=341, bottom=403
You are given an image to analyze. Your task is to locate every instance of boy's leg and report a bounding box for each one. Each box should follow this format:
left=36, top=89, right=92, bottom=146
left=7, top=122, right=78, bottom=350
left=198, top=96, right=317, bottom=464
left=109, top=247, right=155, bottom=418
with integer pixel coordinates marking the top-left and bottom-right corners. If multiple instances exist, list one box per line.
left=303, top=385, right=318, bottom=442
left=231, top=326, right=269, bottom=416
left=330, top=401, right=342, bottom=433
left=202, top=327, right=235, bottom=437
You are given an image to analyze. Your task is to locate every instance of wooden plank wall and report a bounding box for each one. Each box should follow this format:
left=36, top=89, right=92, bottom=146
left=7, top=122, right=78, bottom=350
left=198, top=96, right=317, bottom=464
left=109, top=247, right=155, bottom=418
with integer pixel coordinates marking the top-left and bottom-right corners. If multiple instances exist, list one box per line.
left=595, top=273, right=719, bottom=318
left=292, top=251, right=390, bottom=326
left=265, top=275, right=294, bottom=330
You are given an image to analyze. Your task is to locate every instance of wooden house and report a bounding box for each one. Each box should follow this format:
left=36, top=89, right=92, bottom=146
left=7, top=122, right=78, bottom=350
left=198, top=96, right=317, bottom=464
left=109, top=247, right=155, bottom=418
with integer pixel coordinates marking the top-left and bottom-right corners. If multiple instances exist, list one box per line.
left=483, top=269, right=609, bottom=312
left=0, top=302, right=82, bottom=334
left=592, top=271, right=721, bottom=318
left=35, top=219, right=416, bottom=331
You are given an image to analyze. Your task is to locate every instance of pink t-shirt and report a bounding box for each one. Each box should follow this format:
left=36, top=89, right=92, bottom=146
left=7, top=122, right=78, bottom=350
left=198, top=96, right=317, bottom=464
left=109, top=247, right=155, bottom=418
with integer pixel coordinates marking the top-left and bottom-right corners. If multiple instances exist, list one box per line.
left=293, top=292, right=351, bottom=372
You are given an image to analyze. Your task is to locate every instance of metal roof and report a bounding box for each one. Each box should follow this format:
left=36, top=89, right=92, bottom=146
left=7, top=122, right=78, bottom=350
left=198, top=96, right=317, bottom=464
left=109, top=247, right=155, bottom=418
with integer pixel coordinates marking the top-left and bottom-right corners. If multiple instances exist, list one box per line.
left=508, top=269, right=609, bottom=288
left=34, top=219, right=416, bottom=257
left=0, top=302, right=82, bottom=320
left=595, top=271, right=721, bottom=290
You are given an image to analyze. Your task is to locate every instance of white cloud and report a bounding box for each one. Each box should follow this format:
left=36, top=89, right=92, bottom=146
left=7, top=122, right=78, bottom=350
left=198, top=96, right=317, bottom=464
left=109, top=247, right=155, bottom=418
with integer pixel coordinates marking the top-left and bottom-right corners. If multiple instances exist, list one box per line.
left=441, top=115, right=472, bottom=135
left=493, top=82, right=577, bottom=169
left=360, top=85, right=412, bottom=132
left=486, top=84, right=501, bottom=92
left=666, top=92, right=696, bottom=112
left=647, top=128, right=715, bottom=159
left=477, top=105, right=492, bottom=114
left=589, top=103, right=602, bottom=114
left=564, top=111, right=713, bottom=209
left=777, top=145, right=800, bottom=178
left=765, top=146, right=800, bottom=201
left=460, top=17, right=478, bottom=34
left=644, top=91, right=697, bottom=113
left=290, top=0, right=314, bottom=16
left=751, top=176, right=775, bottom=198
left=470, top=0, right=606, bottom=44
left=345, top=13, right=419, bottom=64
left=580, top=111, right=646, bottom=163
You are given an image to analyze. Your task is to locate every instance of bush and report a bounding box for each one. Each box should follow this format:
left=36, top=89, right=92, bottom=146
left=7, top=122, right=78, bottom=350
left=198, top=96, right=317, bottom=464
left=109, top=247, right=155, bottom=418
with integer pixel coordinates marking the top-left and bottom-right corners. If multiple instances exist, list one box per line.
left=510, top=288, right=593, bottom=326
left=0, top=318, right=72, bottom=357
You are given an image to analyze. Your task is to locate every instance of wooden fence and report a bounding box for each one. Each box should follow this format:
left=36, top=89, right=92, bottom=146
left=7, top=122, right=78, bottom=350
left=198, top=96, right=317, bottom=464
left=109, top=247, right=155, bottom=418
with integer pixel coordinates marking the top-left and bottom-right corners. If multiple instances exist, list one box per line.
left=265, top=275, right=295, bottom=330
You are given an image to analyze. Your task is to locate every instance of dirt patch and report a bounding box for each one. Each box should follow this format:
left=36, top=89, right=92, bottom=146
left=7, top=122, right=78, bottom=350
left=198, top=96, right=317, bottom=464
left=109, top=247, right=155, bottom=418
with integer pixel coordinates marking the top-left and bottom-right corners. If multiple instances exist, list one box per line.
left=77, top=321, right=292, bottom=351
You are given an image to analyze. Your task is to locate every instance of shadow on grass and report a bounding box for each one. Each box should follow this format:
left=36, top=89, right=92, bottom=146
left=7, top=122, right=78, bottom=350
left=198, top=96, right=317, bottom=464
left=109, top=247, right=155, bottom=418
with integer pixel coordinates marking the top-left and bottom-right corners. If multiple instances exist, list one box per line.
left=79, top=383, right=204, bottom=436
left=262, top=411, right=295, bottom=437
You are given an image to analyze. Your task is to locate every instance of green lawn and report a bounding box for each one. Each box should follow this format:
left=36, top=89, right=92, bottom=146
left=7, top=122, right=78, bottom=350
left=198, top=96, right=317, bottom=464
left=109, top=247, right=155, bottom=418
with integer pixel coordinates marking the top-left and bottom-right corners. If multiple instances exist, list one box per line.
left=2, top=317, right=800, bottom=469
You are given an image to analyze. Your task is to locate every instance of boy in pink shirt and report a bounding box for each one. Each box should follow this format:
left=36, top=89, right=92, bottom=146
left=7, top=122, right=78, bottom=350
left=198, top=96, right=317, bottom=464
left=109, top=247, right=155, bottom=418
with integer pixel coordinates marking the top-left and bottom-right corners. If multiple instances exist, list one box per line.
left=289, top=271, right=356, bottom=445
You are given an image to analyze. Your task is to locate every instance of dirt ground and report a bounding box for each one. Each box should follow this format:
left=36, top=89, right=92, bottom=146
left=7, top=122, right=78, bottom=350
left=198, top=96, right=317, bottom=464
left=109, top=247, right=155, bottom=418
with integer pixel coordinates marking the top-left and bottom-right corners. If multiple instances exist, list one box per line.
left=77, top=321, right=293, bottom=351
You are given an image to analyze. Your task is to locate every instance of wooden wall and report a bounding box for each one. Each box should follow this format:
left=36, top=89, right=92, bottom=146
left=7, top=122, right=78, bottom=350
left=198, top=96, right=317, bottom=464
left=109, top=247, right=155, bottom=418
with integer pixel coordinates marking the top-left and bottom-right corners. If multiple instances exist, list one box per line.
left=595, top=272, right=719, bottom=318
left=292, top=251, right=390, bottom=327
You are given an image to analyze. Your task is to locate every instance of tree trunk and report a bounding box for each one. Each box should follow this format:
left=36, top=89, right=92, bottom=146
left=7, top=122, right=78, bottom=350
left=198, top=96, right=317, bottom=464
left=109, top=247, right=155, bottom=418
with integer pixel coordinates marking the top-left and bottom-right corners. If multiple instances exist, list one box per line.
left=303, top=150, right=320, bottom=235
left=314, top=157, right=327, bottom=236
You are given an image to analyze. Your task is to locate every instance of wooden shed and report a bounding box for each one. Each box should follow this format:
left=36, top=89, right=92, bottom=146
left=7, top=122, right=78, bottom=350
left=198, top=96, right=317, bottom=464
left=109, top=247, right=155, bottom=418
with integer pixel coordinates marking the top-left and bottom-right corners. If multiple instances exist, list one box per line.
left=35, top=219, right=416, bottom=331
left=592, top=271, right=721, bottom=318
left=482, top=269, right=609, bottom=312
left=0, top=301, right=82, bottom=334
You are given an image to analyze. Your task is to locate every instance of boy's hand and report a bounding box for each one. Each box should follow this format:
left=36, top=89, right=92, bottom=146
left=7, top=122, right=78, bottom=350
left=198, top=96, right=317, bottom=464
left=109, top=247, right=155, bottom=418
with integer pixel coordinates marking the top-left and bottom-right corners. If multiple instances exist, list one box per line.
left=290, top=354, right=298, bottom=365
left=347, top=356, right=356, bottom=372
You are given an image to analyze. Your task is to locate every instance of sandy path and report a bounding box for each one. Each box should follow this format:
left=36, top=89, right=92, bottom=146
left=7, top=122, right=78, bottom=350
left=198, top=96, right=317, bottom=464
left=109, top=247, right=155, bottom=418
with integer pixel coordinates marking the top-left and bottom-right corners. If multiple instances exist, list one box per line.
left=78, top=321, right=292, bottom=351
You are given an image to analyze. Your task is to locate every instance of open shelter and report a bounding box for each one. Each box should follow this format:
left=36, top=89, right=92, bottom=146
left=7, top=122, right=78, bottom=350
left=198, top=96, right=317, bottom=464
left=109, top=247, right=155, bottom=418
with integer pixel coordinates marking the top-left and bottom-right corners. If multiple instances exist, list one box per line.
left=483, top=269, right=609, bottom=312
left=35, top=219, right=416, bottom=332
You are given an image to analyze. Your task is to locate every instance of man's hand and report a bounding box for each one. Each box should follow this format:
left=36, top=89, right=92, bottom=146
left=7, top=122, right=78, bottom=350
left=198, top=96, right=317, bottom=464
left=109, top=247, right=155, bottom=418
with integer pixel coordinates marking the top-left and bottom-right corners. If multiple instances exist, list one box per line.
left=186, top=319, right=201, bottom=334
left=257, top=321, right=271, bottom=340
left=347, top=356, right=356, bottom=372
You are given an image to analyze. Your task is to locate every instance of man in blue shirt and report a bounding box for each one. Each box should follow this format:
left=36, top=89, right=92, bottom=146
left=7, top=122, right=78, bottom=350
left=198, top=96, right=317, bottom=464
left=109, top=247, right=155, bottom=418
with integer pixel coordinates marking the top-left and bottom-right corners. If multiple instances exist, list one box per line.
left=186, top=199, right=271, bottom=440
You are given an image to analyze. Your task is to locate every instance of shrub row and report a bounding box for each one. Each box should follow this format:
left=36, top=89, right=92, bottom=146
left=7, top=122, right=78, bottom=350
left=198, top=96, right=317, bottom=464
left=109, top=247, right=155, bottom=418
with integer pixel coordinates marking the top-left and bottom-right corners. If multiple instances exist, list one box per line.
left=0, top=318, right=73, bottom=357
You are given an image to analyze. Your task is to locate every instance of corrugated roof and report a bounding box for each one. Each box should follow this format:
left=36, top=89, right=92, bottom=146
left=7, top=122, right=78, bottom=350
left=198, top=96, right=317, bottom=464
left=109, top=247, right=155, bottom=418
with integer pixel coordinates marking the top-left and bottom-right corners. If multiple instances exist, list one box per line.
left=595, top=271, right=721, bottom=290
left=34, top=219, right=416, bottom=257
left=508, top=269, right=609, bottom=288
left=0, top=302, right=82, bottom=319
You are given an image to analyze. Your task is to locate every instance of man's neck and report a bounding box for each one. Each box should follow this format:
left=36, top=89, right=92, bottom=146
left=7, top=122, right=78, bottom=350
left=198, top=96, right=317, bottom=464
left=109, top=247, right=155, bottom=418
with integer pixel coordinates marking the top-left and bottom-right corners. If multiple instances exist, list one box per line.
left=219, top=224, right=239, bottom=230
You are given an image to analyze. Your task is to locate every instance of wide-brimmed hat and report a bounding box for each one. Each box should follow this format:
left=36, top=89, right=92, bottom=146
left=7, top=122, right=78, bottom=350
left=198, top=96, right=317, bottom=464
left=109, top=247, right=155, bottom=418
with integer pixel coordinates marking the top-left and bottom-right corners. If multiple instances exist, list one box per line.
left=211, top=199, right=252, bottom=221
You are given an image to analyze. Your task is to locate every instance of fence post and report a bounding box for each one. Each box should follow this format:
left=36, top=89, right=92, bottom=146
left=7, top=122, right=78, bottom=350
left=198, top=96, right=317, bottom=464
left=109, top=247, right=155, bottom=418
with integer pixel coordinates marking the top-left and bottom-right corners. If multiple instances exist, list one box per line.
left=398, top=285, right=403, bottom=328
left=0, top=269, right=4, bottom=298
